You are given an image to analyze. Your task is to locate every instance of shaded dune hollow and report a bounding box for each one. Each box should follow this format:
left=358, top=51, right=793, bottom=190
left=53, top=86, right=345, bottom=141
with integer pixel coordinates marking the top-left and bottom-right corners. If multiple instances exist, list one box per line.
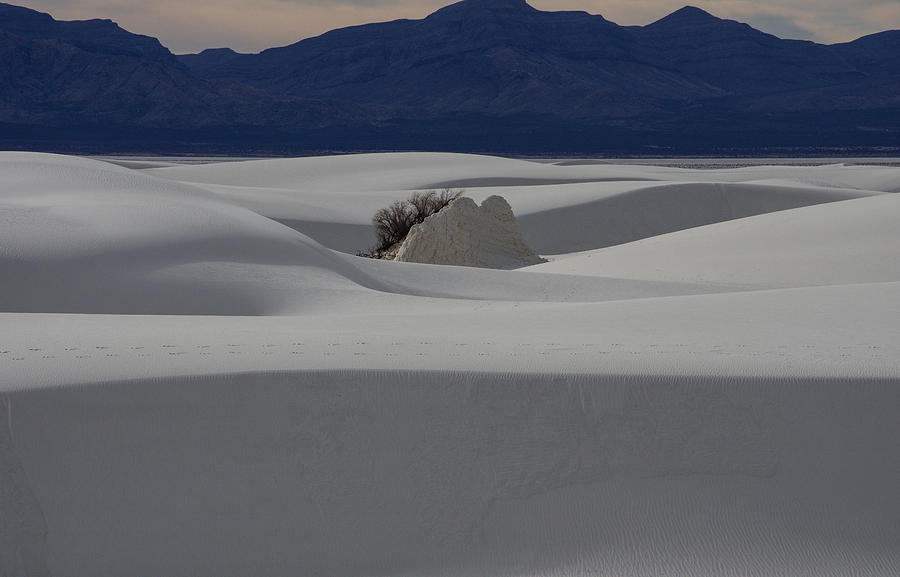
left=4, top=371, right=900, bottom=577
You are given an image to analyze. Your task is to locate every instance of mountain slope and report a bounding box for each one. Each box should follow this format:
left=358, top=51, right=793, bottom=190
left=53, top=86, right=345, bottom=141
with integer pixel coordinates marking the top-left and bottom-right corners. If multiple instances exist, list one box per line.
left=179, top=1, right=898, bottom=117
left=0, top=3, right=365, bottom=134
left=640, top=6, right=865, bottom=94
left=179, top=0, right=717, bottom=120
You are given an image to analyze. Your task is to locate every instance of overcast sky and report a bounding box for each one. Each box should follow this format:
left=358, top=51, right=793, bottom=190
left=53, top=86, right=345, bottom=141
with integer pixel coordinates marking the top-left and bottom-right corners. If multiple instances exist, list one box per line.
left=19, top=0, right=900, bottom=54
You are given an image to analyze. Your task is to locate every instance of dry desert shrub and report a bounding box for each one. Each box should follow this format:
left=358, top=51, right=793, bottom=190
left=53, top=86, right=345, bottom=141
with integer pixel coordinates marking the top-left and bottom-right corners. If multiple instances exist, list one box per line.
left=361, top=188, right=462, bottom=257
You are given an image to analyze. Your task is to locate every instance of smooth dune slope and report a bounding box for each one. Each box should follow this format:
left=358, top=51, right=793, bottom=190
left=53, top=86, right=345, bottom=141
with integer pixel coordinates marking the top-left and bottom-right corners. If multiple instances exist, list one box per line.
left=0, top=153, right=387, bottom=314
left=7, top=373, right=900, bottom=577
left=147, top=154, right=900, bottom=194
left=531, top=192, right=900, bottom=288
left=3, top=280, right=899, bottom=390
left=146, top=152, right=662, bottom=191
left=2, top=152, right=899, bottom=577
left=511, top=180, right=880, bottom=253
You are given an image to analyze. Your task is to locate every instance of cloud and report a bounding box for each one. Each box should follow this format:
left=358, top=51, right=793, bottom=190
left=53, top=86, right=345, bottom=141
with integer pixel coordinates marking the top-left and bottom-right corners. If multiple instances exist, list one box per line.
left=19, top=0, right=444, bottom=52
left=530, top=0, right=899, bottom=42
left=740, top=13, right=813, bottom=40
left=16, top=0, right=900, bottom=53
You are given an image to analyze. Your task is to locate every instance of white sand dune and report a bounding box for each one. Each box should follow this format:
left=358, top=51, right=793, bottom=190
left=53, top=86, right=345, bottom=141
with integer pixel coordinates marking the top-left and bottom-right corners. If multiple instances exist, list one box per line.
left=146, top=152, right=660, bottom=191
left=7, top=373, right=900, bottom=577
left=2, top=151, right=899, bottom=577
left=147, top=154, right=890, bottom=254
left=147, top=153, right=900, bottom=194
left=531, top=192, right=900, bottom=289
left=511, top=180, right=880, bottom=253
left=0, top=153, right=389, bottom=314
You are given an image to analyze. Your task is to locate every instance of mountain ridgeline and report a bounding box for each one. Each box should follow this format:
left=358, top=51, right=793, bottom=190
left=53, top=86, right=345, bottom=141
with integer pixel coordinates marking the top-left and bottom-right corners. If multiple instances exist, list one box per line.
left=2, top=0, right=898, bottom=154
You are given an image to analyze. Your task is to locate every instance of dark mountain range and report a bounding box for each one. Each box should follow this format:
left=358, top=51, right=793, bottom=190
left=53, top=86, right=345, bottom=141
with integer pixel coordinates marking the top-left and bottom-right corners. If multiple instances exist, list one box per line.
left=0, top=3, right=371, bottom=147
left=2, top=0, right=899, bottom=154
left=179, top=0, right=711, bottom=120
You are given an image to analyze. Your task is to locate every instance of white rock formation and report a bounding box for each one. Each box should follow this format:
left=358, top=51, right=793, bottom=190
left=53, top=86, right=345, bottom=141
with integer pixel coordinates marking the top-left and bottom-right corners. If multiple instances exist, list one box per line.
left=394, top=195, right=546, bottom=269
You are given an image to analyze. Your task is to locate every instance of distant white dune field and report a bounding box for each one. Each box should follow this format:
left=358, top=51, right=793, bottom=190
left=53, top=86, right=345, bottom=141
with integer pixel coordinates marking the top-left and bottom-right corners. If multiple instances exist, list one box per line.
left=2, top=151, right=900, bottom=577
left=146, top=153, right=891, bottom=254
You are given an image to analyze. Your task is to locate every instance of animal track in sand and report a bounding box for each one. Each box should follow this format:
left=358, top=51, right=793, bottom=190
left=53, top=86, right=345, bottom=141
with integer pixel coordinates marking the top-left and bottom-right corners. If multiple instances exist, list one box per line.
left=9, top=340, right=893, bottom=371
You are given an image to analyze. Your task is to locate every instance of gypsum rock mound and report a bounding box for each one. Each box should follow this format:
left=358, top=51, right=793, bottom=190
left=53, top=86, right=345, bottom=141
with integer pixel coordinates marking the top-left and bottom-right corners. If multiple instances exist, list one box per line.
left=394, top=195, right=546, bottom=269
